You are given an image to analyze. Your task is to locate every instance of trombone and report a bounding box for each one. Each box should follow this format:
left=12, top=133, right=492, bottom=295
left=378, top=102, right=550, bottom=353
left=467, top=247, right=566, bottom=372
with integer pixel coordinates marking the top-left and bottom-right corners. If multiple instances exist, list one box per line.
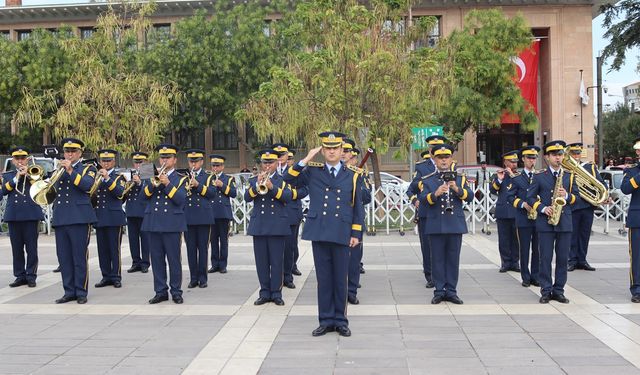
left=151, top=162, right=168, bottom=187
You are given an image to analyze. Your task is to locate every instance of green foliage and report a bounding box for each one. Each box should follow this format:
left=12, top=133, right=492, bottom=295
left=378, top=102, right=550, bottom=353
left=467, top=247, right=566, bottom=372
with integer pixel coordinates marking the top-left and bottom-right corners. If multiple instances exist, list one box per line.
left=437, top=9, right=537, bottom=142
left=600, top=0, right=640, bottom=72
left=602, top=105, right=640, bottom=159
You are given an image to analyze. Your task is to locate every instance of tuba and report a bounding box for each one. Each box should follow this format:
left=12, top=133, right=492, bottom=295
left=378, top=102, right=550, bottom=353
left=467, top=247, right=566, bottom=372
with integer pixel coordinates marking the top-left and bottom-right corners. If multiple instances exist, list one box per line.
left=30, top=165, right=66, bottom=206
left=547, top=168, right=566, bottom=226
left=561, top=148, right=609, bottom=205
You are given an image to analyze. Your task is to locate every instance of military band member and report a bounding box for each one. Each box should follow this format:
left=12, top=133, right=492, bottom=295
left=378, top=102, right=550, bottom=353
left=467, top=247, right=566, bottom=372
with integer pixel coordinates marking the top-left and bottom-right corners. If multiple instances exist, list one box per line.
left=622, top=135, right=640, bottom=303
left=208, top=155, right=236, bottom=274
left=93, top=149, right=126, bottom=289
left=406, top=135, right=447, bottom=289
left=273, top=143, right=290, bottom=177
left=526, top=141, right=577, bottom=304
left=53, top=138, right=97, bottom=304
left=125, top=152, right=150, bottom=273
left=142, top=144, right=188, bottom=304
left=506, top=146, right=540, bottom=287
left=492, top=151, right=520, bottom=273
left=1, top=147, right=44, bottom=288
left=287, top=151, right=303, bottom=276
left=184, top=149, right=216, bottom=289
left=567, top=142, right=602, bottom=272
left=418, top=144, right=473, bottom=305
left=343, top=144, right=372, bottom=305
left=285, top=131, right=364, bottom=337
left=245, top=150, right=292, bottom=306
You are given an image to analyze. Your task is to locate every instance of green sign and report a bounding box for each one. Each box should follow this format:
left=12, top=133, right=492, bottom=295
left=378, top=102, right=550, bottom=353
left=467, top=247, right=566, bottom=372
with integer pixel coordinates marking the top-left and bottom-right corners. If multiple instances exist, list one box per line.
left=411, top=126, right=443, bottom=150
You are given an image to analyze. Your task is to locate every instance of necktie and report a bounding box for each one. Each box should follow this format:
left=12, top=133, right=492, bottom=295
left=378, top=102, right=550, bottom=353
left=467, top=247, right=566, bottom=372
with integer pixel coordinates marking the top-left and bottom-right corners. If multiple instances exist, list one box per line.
left=553, top=171, right=558, bottom=178
left=330, top=167, right=336, bottom=178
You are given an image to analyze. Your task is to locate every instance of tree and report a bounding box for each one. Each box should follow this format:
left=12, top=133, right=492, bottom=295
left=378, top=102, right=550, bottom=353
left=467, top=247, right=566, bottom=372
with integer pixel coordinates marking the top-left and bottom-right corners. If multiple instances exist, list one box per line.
left=15, top=1, right=182, bottom=155
left=600, top=0, right=640, bottom=71
left=436, top=9, right=538, bottom=143
left=240, top=0, right=451, bottom=187
left=602, top=104, right=640, bottom=160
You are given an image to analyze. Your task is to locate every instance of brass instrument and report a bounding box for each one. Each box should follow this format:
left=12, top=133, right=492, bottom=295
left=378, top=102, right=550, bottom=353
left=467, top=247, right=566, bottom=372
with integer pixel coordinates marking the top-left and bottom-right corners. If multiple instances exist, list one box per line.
left=186, top=167, right=196, bottom=196
left=497, top=168, right=520, bottom=179
left=17, top=156, right=45, bottom=196
left=30, top=165, right=66, bottom=206
left=151, top=162, right=168, bottom=187
left=548, top=168, right=566, bottom=226
left=561, top=148, right=609, bottom=205
left=121, top=169, right=138, bottom=199
left=526, top=168, right=538, bottom=220
left=256, top=171, right=270, bottom=195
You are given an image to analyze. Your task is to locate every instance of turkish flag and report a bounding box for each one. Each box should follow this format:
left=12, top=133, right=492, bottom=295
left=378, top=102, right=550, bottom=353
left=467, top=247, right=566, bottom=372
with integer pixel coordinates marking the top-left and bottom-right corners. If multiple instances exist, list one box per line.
left=502, top=40, right=540, bottom=124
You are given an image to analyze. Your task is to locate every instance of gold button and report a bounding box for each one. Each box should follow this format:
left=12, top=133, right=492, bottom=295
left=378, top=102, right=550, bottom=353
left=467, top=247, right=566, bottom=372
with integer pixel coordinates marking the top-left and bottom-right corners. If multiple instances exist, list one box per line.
left=324, top=203, right=327, bottom=207
left=324, top=196, right=328, bottom=199
left=335, top=214, right=338, bottom=217
left=323, top=212, right=326, bottom=215
left=337, top=198, right=340, bottom=201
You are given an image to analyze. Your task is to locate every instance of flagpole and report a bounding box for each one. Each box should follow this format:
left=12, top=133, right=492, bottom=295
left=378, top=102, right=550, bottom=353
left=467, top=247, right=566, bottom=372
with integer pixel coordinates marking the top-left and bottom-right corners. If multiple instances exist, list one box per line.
left=579, top=69, right=584, bottom=144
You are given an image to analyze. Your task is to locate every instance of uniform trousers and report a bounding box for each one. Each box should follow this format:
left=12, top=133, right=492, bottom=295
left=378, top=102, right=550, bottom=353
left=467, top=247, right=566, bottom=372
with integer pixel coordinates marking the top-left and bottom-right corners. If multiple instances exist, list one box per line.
left=429, top=234, right=462, bottom=298
left=417, top=218, right=432, bottom=282
left=253, top=236, right=285, bottom=299
left=569, top=207, right=595, bottom=266
left=96, top=226, right=123, bottom=282
left=55, top=224, right=91, bottom=298
left=8, top=221, right=39, bottom=282
left=186, top=225, right=210, bottom=284
left=292, top=223, right=300, bottom=268
left=538, top=231, right=571, bottom=296
left=497, top=218, right=519, bottom=268
left=211, top=219, right=230, bottom=270
left=284, top=224, right=299, bottom=283
left=127, top=217, right=150, bottom=269
left=312, top=241, right=350, bottom=328
left=149, top=232, right=183, bottom=298
left=629, top=228, right=640, bottom=296
left=516, top=226, right=539, bottom=284
left=348, top=242, right=363, bottom=298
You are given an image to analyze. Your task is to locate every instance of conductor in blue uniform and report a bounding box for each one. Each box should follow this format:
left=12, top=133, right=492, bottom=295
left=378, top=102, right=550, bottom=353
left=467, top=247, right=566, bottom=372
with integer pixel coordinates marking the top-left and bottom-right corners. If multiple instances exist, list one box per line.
left=245, top=149, right=292, bottom=306
left=52, top=138, right=98, bottom=304
left=418, top=144, right=473, bottom=305
left=491, top=151, right=520, bottom=273
left=285, top=131, right=364, bottom=337
left=1, top=146, right=45, bottom=288
left=184, top=149, right=216, bottom=289
left=526, top=140, right=577, bottom=304
left=125, top=152, right=150, bottom=273
left=142, top=144, right=188, bottom=304
left=622, top=136, right=640, bottom=303
left=94, top=149, right=127, bottom=289
left=208, top=155, right=237, bottom=274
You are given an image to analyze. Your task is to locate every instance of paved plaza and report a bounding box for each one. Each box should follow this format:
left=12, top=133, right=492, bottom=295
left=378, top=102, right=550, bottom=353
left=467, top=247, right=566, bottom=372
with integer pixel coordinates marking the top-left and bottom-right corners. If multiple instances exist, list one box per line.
left=1, top=222, right=640, bottom=374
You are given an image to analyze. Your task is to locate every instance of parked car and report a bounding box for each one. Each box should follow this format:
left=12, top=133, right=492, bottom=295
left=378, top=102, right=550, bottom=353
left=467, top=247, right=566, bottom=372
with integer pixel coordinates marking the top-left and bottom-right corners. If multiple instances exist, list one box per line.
left=3, top=156, right=57, bottom=175
left=599, top=169, right=630, bottom=218
left=369, top=171, right=410, bottom=192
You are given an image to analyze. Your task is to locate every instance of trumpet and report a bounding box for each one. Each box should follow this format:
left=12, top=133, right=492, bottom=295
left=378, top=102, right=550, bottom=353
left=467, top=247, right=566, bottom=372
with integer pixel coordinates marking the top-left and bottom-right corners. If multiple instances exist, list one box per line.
left=186, top=167, right=196, bottom=195
left=497, top=168, right=520, bottom=179
left=17, top=156, right=44, bottom=196
left=121, top=169, right=138, bottom=199
left=151, top=162, right=168, bottom=187
left=256, top=171, right=270, bottom=195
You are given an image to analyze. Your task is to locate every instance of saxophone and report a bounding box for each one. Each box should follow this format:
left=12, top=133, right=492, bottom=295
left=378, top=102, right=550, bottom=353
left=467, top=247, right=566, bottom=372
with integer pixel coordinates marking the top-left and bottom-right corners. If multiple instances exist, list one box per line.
left=547, top=168, right=566, bottom=226
left=526, top=168, right=538, bottom=220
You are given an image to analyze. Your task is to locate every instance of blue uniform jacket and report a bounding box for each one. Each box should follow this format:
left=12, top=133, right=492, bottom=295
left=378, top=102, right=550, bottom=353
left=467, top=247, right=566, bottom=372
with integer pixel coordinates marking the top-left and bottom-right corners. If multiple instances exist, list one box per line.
left=285, top=161, right=365, bottom=246
left=211, top=173, right=236, bottom=220
left=244, top=173, right=292, bottom=236
left=140, top=171, right=188, bottom=233
left=185, top=170, right=216, bottom=226
left=406, top=160, right=436, bottom=218
left=621, top=164, right=640, bottom=228
left=1, top=171, right=45, bottom=222
left=52, top=162, right=98, bottom=227
left=94, top=170, right=126, bottom=227
left=526, top=168, right=577, bottom=233
left=506, top=170, right=536, bottom=228
left=282, top=165, right=309, bottom=226
left=417, top=171, right=473, bottom=234
left=125, top=180, right=147, bottom=218
left=571, top=162, right=605, bottom=211
left=490, top=173, right=517, bottom=219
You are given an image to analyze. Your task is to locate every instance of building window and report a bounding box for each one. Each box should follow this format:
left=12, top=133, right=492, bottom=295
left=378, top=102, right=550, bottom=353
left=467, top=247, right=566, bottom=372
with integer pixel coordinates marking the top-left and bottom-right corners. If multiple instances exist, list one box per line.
left=146, top=23, right=171, bottom=46
left=213, top=118, right=238, bottom=150
left=263, top=20, right=272, bottom=37
left=80, top=27, right=95, bottom=39
left=413, top=16, right=441, bottom=49
left=17, top=30, right=31, bottom=41
left=0, top=31, right=9, bottom=40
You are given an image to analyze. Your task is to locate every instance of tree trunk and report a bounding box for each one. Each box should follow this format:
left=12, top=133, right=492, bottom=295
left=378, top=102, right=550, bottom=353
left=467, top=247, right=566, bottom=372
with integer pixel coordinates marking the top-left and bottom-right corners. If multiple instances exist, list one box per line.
left=43, top=126, right=51, bottom=145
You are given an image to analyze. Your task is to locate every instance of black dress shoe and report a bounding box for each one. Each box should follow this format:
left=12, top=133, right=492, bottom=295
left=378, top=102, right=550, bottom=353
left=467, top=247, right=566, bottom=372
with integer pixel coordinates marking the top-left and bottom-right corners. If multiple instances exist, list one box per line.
left=552, top=294, right=570, bottom=304
left=632, top=295, right=640, bottom=303
left=219, top=268, right=227, bottom=274
left=539, top=294, right=551, bottom=304
left=77, top=297, right=87, bottom=304
left=357, top=284, right=361, bottom=288
left=53, top=266, right=61, bottom=273
left=127, top=265, right=141, bottom=273
left=272, top=297, right=285, bottom=306
left=580, top=263, right=596, bottom=271
left=511, top=267, right=521, bottom=273
left=27, top=281, right=36, bottom=288
left=95, top=279, right=113, bottom=288
left=284, top=281, right=296, bottom=289
left=530, top=280, right=540, bottom=287
left=113, top=281, right=122, bottom=288
left=172, top=296, right=184, bottom=304
left=187, top=281, right=199, bottom=289
left=199, top=282, right=208, bottom=288
left=499, top=266, right=508, bottom=273
left=141, top=267, right=149, bottom=273
left=9, top=279, right=28, bottom=288
left=148, top=295, right=169, bottom=304
left=359, top=266, right=365, bottom=274
left=431, top=295, right=444, bottom=304
left=521, top=281, right=531, bottom=287
left=446, top=295, right=464, bottom=305
left=567, top=264, right=576, bottom=272
left=208, top=267, right=218, bottom=273
left=312, top=325, right=334, bottom=337
left=254, top=297, right=270, bottom=305
left=292, top=268, right=302, bottom=276
left=336, top=326, right=351, bottom=337
left=348, top=295, right=359, bottom=305
left=425, top=280, right=435, bottom=289
left=55, top=295, right=77, bottom=304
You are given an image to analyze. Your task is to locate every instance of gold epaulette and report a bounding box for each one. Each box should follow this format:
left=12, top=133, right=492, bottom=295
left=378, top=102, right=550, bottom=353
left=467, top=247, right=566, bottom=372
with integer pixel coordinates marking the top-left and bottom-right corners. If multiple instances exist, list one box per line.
left=308, top=162, right=324, bottom=168
left=347, top=165, right=363, bottom=174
